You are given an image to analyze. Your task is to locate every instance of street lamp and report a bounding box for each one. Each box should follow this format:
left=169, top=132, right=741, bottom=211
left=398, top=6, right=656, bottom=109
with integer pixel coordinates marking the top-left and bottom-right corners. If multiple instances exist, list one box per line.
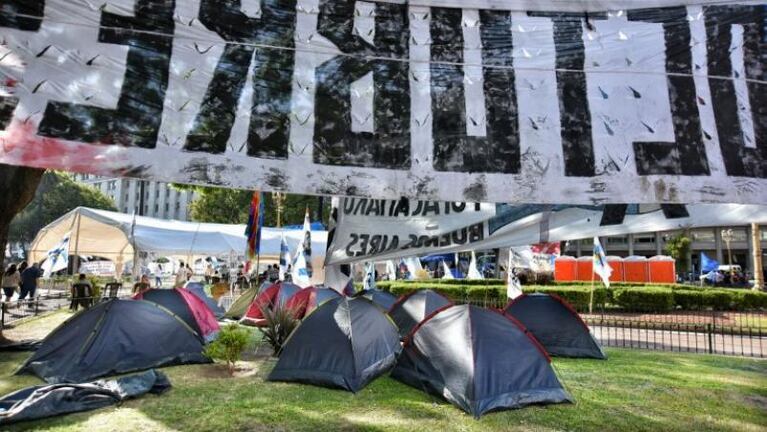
left=721, top=228, right=734, bottom=278
left=271, top=192, right=285, bottom=227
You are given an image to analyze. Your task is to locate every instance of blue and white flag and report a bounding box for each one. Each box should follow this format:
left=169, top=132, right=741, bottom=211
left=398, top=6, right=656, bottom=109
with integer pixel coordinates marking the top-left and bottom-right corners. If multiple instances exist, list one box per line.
left=593, top=237, right=612, bottom=287
left=467, top=251, right=484, bottom=280
left=441, top=260, right=454, bottom=280
left=41, top=232, right=70, bottom=277
left=278, top=233, right=289, bottom=281
left=364, top=262, right=376, bottom=291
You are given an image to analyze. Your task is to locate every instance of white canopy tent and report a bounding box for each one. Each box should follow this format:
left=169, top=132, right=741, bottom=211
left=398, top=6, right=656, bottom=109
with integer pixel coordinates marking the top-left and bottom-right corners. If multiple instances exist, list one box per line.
left=29, top=207, right=328, bottom=279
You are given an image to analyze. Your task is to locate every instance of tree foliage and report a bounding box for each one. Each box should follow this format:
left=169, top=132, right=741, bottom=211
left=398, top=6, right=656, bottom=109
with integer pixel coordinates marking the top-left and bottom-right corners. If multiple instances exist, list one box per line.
left=9, top=171, right=117, bottom=246
left=176, top=184, right=330, bottom=227
left=664, top=233, right=692, bottom=272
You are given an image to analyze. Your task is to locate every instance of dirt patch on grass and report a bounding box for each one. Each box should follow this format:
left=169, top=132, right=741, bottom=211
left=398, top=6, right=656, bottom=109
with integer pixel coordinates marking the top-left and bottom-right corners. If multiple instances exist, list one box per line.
left=196, top=361, right=268, bottom=379
left=3, top=310, right=72, bottom=341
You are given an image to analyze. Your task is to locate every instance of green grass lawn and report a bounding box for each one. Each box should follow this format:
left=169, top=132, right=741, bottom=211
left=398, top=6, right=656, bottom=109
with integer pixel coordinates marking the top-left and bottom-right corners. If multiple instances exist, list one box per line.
left=1, top=311, right=765, bottom=432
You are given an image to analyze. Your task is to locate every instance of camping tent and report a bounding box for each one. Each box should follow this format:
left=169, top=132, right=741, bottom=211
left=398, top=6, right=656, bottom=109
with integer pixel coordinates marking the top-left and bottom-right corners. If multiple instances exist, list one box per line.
left=133, top=288, right=220, bottom=342
left=284, top=286, right=342, bottom=320
left=354, top=289, right=398, bottom=311
left=388, top=289, right=453, bottom=339
left=184, top=282, right=225, bottom=319
left=224, top=286, right=258, bottom=320
left=28, top=207, right=327, bottom=280
left=391, top=304, right=572, bottom=418
left=241, top=282, right=301, bottom=326
left=268, top=297, right=400, bottom=392
left=17, top=300, right=210, bottom=383
left=504, top=293, right=606, bottom=359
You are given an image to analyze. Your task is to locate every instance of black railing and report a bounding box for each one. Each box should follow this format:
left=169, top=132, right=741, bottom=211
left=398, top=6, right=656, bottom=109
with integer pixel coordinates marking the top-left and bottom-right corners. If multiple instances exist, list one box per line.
left=463, top=298, right=766, bottom=358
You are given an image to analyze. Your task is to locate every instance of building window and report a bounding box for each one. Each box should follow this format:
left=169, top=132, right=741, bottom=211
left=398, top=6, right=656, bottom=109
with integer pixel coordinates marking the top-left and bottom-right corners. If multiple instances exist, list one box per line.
left=691, top=229, right=715, bottom=242
left=165, top=203, right=169, bottom=212
left=722, top=228, right=747, bottom=242
left=124, top=206, right=128, bottom=213
left=154, top=204, right=159, bottom=212
left=634, top=234, right=655, bottom=244
left=607, top=236, right=627, bottom=245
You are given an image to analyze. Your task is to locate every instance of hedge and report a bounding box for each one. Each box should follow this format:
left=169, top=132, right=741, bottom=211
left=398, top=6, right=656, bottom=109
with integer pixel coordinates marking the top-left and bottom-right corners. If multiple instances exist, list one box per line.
left=362, top=280, right=767, bottom=312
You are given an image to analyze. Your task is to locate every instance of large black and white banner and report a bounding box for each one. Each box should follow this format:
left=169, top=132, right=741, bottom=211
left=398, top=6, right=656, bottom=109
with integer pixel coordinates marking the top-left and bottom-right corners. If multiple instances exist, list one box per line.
left=0, top=0, right=765, bottom=204
left=325, top=199, right=767, bottom=264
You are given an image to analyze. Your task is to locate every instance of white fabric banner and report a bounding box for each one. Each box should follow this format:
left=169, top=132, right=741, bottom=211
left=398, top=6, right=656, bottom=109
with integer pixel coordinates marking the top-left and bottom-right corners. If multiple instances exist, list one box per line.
left=0, top=1, right=765, bottom=204
left=326, top=199, right=767, bottom=264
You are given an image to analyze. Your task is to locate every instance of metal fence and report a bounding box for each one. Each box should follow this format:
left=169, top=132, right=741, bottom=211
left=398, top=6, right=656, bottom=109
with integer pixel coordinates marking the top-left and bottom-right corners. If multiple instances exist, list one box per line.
left=464, top=297, right=766, bottom=358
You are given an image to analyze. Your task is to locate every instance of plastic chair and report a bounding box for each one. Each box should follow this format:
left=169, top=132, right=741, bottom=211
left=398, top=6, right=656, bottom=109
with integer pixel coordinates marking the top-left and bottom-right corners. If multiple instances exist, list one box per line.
left=70, top=283, right=93, bottom=311
left=103, top=282, right=122, bottom=300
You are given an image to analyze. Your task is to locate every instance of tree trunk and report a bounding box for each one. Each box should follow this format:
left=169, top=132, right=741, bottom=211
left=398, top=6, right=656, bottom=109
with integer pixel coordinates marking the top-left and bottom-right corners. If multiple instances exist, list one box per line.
left=0, top=164, right=44, bottom=342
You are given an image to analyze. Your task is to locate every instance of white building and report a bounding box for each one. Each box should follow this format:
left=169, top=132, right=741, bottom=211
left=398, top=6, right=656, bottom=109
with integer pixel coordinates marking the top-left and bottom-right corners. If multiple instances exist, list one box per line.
left=73, top=174, right=196, bottom=221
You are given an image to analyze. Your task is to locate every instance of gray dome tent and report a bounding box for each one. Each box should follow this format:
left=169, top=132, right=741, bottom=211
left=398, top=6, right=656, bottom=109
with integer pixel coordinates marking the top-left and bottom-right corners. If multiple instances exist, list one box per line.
left=391, top=304, right=572, bottom=418
left=504, top=293, right=606, bottom=359
left=388, top=289, right=453, bottom=339
left=268, top=297, right=400, bottom=392
left=354, top=289, right=397, bottom=311
left=17, top=300, right=210, bottom=384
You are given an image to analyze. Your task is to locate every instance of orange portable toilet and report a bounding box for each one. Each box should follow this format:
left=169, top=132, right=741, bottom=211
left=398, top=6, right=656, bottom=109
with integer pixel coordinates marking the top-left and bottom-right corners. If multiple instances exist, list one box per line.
left=576, top=256, right=593, bottom=281
left=649, top=255, right=676, bottom=284
left=623, top=255, right=649, bottom=283
left=605, top=256, right=624, bottom=282
left=554, top=256, right=577, bottom=282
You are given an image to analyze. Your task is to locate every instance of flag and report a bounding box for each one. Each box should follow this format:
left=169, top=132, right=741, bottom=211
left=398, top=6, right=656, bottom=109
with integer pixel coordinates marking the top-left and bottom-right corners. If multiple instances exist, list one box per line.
left=363, top=262, right=376, bottom=290
left=592, top=237, right=612, bottom=287
left=506, top=249, right=523, bottom=299
left=404, top=257, right=422, bottom=280
left=278, top=233, right=289, bottom=281
left=41, top=232, right=70, bottom=277
left=291, top=251, right=311, bottom=287
left=441, top=260, right=454, bottom=280
left=245, top=192, right=264, bottom=259
left=301, top=207, right=312, bottom=278
left=467, top=251, right=484, bottom=280
left=701, top=252, right=719, bottom=273
left=385, top=260, right=397, bottom=281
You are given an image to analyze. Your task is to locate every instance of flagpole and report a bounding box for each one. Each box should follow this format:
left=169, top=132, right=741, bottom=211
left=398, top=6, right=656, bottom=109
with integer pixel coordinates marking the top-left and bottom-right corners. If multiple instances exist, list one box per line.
left=589, top=264, right=595, bottom=315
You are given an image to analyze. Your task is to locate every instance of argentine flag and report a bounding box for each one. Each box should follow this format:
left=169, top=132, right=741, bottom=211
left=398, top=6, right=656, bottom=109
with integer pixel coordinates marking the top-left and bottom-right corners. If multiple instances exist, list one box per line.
left=592, top=237, right=612, bottom=287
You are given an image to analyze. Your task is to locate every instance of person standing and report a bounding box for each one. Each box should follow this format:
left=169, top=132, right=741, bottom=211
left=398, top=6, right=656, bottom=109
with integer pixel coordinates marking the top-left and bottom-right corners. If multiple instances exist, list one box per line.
left=175, top=262, right=187, bottom=287
left=185, top=264, right=193, bottom=282
left=19, top=262, right=42, bottom=301
left=2, top=264, right=20, bottom=302
left=155, top=263, right=163, bottom=288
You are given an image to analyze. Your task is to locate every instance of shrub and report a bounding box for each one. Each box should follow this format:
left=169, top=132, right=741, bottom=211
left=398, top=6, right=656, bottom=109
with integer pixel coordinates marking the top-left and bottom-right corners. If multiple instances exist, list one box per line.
left=701, top=290, right=735, bottom=311
left=204, top=324, right=250, bottom=375
left=672, top=289, right=706, bottom=310
left=524, top=286, right=609, bottom=311
left=261, top=304, right=300, bottom=356
left=613, top=287, right=674, bottom=312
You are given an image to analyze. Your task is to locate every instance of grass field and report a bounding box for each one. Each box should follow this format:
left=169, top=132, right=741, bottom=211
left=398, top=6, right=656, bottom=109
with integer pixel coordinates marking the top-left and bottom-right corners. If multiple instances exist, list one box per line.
left=1, top=311, right=766, bottom=432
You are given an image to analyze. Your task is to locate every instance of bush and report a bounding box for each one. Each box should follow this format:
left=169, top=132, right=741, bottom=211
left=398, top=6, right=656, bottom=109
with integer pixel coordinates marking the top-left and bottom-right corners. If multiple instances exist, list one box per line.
left=701, top=290, right=735, bottom=311
left=672, top=289, right=706, bottom=310
left=523, top=286, right=609, bottom=311
left=204, top=324, right=250, bottom=375
left=261, top=304, right=300, bottom=356
left=613, top=288, right=674, bottom=312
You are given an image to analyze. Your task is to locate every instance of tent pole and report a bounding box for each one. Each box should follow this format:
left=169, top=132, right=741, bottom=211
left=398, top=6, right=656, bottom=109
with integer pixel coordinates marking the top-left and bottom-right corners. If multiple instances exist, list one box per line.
left=589, top=261, right=595, bottom=315
left=72, top=211, right=83, bottom=275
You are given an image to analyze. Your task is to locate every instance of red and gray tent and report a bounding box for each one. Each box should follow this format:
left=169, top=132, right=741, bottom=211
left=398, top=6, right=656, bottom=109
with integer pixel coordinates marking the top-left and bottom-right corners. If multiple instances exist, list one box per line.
left=17, top=300, right=210, bottom=384
left=133, top=288, right=220, bottom=342
left=241, top=282, right=301, bottom=326
left=391, top=304, right=572, bottom=418
left=268, top=297, right=400, bottom=392
left=504, top=293, right=606, bottom=359
left=388, top=289, right=453, bottom=339
left=284, top=286, right=342, bottom=319
left=354, top=289, right=397, bottom=311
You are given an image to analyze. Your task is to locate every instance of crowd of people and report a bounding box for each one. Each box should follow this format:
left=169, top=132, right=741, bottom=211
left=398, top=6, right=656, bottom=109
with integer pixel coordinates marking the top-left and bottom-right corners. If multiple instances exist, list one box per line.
left=2, top=261, right=43, bottom=304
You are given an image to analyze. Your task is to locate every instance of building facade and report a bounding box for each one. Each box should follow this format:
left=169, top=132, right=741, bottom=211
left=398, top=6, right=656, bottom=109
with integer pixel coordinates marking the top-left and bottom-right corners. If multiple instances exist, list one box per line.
left=73, top=174, right=196, bottom=221
left=564, top=225, right=767, bottom=276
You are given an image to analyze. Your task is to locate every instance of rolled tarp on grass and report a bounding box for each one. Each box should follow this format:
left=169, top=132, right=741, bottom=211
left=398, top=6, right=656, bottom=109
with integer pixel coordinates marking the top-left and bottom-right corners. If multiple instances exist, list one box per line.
left=17, top=299, right=210, bottom=384
left=268, top=297, right=401, bottom=392
left=0, top=369, right=170, bottom=425
left=391, top=304, right=572, bottom=418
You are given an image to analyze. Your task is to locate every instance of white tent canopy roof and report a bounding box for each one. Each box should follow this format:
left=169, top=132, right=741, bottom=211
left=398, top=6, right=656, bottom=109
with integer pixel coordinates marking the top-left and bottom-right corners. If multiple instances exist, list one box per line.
left=29, top=207, right=327, bottom=264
